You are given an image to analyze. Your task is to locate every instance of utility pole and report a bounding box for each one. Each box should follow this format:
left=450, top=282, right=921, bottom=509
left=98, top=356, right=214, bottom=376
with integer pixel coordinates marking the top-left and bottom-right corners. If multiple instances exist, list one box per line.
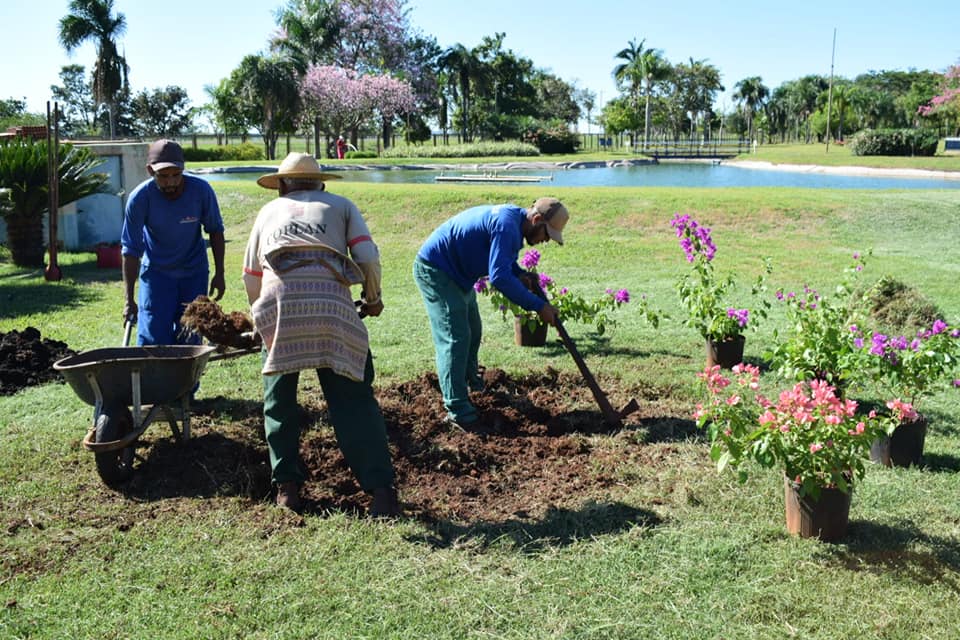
left=825, top=28, right=836, bottom=153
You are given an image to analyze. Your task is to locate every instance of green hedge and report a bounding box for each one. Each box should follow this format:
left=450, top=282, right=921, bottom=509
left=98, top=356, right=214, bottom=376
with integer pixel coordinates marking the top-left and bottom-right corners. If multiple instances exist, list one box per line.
left=345, top=150, right=378, bottom=159
left=847, top=128, right=940, bottom=156
left=380, top=141, right=540, bottom=159
left=182, top=142, right=265, bottom=162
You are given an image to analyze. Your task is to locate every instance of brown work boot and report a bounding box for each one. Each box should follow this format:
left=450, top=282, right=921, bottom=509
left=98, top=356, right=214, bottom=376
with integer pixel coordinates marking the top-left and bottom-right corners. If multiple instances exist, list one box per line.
left=369, top=486, right=401, bottom=518
left=275, top=482, right=302, bottom=512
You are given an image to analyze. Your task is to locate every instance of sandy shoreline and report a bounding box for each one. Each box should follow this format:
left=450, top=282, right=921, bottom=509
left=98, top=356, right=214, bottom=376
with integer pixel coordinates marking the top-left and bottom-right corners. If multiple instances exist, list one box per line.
left=723, top=160, right=960, bottom=181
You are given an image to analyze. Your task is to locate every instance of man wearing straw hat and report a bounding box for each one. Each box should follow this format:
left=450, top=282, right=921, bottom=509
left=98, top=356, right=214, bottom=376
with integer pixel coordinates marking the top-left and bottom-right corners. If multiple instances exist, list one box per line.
left=242, top=152, right=399, bottom=516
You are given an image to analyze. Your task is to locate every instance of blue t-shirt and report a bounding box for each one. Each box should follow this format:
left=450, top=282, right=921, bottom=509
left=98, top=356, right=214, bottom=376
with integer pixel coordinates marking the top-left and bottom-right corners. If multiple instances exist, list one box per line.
left=417, top=204, right=544, bottom=312
left=121, top=174, right=224, bottom=278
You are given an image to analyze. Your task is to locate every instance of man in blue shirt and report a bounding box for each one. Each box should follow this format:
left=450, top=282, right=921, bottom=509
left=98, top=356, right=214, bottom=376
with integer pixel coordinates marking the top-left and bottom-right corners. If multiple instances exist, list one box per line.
left=121, top=139, right=226, bottom=346
left=414, top=197, right=569, bottom=426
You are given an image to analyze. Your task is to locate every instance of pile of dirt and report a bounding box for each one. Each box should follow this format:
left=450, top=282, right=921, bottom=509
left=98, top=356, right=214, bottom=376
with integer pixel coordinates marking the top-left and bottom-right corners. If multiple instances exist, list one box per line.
left=181, top=296, right=256, bottom=348
left=0, top=327, right=76, bottom=395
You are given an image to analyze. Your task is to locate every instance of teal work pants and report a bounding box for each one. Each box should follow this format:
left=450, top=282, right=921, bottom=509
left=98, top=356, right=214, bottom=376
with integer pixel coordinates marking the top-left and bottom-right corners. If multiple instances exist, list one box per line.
left=412, top=257, right=482, bottom=423
left=262, top=351, right=395, bottom=491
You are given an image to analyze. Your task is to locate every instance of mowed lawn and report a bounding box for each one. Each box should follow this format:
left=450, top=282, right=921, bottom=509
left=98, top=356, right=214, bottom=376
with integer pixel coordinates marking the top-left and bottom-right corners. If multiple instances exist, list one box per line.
left=2, top=177, right=960, bottom=639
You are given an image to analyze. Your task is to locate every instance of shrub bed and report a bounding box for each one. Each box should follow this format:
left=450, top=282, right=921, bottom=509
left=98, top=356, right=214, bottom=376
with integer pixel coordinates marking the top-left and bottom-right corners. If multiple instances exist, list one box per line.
left=848, top=128, right=940, bottom=156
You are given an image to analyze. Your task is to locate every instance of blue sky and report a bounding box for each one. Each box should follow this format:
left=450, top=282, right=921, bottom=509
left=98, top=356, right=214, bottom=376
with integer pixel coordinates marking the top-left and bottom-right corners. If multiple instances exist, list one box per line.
left=5, top=0, right=959, bottom=128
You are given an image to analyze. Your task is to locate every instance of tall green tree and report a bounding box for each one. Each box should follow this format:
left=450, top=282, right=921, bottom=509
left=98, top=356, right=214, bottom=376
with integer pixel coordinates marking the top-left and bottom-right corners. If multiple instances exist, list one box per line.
left=204, top=79, right=247, bottom=144
left=229, top=55, right=301, bottom=159
left=272, top=0, right=343, bottom=74
left=732, top=76, right=769, bottom=141
left=58, top=0, right=128, bottom=139
left=130, top=86, right=194, bottom=138
left=50, top=64, right=96, bottom=137
left=439, top=43, right=483, bottom=141
left=674, top=57, right=724, bottom=140
left=613, top=38, right=671, bottom=150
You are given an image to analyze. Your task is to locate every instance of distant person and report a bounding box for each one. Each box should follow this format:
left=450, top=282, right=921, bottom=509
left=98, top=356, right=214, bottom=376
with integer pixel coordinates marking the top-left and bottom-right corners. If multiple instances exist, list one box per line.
left=413, top=198, right=568, bottom=427
left=121, top=139, right=225, bottom=346
left=243, top=152, right=399, bottom=516
left=336, top=135, right=347, bottom=159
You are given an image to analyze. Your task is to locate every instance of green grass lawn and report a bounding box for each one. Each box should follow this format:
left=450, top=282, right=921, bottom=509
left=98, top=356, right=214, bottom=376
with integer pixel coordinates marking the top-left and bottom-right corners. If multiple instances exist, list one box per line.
left=2, top=179, right=960, bottom=639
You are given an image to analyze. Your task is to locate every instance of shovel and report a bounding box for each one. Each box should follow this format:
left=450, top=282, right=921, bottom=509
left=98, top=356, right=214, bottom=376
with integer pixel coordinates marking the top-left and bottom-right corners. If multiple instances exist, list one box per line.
left=524, top=277, right=638, bottom=427
left=551, top=317, right=638, bottom=428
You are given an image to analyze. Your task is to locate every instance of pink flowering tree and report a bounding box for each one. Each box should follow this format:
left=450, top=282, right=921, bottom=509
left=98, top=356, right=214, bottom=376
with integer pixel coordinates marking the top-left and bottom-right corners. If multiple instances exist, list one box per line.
left=918, top=63, right=960, bottom=135
left=301, top=64, right=415, bottom=156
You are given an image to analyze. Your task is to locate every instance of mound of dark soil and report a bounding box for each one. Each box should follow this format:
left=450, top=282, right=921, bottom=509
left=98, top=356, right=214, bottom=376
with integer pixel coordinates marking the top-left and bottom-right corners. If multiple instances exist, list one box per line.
left=300, top=367, right=641, bottom=521
left=97, top=369, right=692, bottom=527
left=0, top=327, right=76, bottom=395
left=181, top=296, right=255, bottom=348
left=122, top=366, right=679, bottom=526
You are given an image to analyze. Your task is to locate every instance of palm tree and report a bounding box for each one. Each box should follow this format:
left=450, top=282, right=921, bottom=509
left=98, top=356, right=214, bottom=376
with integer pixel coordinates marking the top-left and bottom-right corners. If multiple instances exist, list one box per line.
left=612, top=39, right=646, bottom=146
left=439, top=44, right=482, bottom=142
left=613, top=39, right=671, bottom=150
left=58, top=0, right=128, bottom=139
left=272, top=0, right=343, bottom=74
left=675, top=57, right=724, bottom=141
left=231, top=55, right=301, bottom=160
left=272, top=0, right=345, bottom=154
left=732, top=76, right=769, bottom=142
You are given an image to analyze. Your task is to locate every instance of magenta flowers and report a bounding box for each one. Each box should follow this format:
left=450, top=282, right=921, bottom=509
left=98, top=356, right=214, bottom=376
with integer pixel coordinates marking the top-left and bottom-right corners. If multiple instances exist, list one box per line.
left=475, top=249, right=632, bottom=336
left=671, top=214, right=770, bottom=342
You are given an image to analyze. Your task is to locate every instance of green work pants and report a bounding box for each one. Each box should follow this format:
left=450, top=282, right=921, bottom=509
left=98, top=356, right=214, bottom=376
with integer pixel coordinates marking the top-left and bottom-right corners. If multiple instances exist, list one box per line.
left=412, top=257, right=482, bottom=423
left=262, top=351, right=394, bottom=491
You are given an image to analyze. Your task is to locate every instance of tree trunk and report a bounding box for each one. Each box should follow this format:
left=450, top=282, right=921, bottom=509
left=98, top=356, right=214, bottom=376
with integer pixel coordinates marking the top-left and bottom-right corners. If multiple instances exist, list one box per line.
left=382, top=118, right=393, bottom=150
left=5, top=213, right=46, bottom=268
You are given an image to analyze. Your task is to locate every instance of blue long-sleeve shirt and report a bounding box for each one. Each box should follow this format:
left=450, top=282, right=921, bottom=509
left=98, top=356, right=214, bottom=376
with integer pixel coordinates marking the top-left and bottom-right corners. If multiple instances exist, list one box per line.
left=417, top=204, right=544, bottom=312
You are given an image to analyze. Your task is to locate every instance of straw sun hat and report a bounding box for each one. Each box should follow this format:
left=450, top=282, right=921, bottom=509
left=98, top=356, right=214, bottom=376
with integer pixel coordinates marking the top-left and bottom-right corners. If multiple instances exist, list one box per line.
left=256, top=152, right=343, bottom=189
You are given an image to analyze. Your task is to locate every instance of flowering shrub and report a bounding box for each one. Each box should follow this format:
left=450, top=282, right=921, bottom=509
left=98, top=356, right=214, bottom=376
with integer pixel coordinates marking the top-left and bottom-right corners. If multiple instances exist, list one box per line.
left=670, top=214, right=770, bottom=342
left=859, top=319, right=960, bottom=410
left=696, top=364, right=916, bottom=499
left=474, top=249, right=630, bottom=335
left=767, top=252, right=870, bottom=389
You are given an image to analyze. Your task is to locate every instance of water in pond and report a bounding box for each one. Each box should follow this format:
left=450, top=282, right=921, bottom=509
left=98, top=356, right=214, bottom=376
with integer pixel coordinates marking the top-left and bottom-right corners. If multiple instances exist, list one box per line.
left=194, top=163, right=960, bottom=190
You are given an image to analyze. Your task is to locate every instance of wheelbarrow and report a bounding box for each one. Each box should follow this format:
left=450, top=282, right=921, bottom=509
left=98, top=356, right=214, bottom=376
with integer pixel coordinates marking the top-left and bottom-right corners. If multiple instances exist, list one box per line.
left=54, top=340, right=257, bottom=486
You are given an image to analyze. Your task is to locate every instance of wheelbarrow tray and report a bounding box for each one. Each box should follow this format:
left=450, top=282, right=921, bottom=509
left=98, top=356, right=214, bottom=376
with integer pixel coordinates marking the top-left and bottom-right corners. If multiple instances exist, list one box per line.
left=54, top=345, right=217, bottom=408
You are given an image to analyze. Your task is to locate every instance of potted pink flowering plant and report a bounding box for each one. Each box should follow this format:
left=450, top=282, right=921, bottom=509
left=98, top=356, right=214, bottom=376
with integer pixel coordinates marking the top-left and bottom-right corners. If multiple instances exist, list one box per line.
left=696, top=363, right=915, bottom=541
left=670, top=213, right=770, bottom=368
left=474, top=249, right=633, bottom=345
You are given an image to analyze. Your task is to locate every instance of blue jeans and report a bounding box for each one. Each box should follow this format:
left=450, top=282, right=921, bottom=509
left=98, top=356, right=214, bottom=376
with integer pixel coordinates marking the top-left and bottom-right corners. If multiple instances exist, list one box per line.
left=137, top=267, right=207, bottom=346
left=412, top=258, right=482, bottom=423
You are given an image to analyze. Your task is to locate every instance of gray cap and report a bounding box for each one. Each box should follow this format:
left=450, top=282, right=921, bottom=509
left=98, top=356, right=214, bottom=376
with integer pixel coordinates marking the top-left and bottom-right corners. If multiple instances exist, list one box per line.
left=147, top=139, right=184, bottom=171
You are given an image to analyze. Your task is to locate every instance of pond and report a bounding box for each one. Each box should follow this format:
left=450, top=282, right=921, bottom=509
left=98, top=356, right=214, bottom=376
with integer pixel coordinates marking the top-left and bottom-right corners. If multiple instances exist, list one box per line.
left=193, top=162, right=960, bottom=190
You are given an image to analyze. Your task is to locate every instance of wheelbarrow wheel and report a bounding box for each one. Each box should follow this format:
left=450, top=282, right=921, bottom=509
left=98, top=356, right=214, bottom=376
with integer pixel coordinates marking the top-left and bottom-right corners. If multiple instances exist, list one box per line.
left=94, top=406, right=136, bottom=486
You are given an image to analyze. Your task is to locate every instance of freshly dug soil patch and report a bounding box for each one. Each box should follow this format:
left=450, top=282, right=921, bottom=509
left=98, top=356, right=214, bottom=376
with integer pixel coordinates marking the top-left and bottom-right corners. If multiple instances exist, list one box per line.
left=304, top=367, right=682, bottom=524
left=304, top=368, right=638, bottom=522
left=181, top=296, right=255, bottom=348
left=0, top=327, right=76, bottom=395
left=98, top=367, right=687, bottom=528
